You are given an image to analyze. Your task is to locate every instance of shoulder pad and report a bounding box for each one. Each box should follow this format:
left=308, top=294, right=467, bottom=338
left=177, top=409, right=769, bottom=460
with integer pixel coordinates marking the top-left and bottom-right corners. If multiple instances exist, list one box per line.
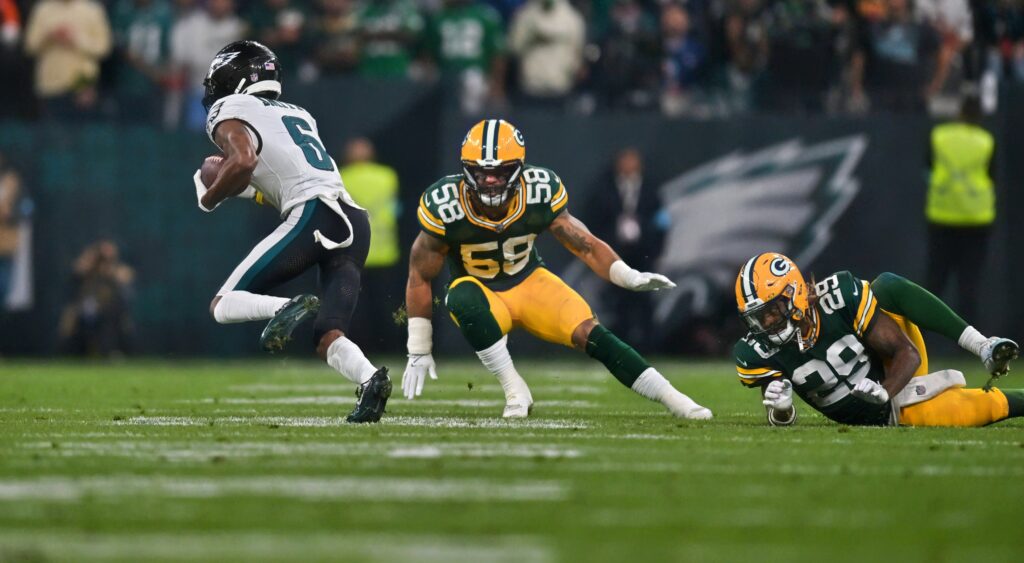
left=814, top=271, right=878, bottom=337
left=520, top=165, right=568, bottom=213
left=417, top=176, right=465, bottom=237
left=206, top=94, right=261, bottom=141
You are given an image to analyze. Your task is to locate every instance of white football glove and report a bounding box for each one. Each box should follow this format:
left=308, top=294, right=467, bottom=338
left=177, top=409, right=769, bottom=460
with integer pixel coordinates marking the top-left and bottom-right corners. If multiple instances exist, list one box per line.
left=762, top=379, right=793, bottom=411
left=402, top=354, right=437, bottom=399
left=609, top=260, right=677, bottom=292
left=852, top=379, right=889, bottom=404
left=193, top=169, right=219, bottom=212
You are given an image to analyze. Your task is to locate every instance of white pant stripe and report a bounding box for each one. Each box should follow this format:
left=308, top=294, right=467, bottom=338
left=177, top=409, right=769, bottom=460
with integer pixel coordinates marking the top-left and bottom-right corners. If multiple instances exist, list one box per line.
left=217, top=203, right=307, bottom=295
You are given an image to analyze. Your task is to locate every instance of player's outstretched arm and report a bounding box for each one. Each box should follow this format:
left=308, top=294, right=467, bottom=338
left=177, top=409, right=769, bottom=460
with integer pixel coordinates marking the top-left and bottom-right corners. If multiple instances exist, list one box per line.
left=859, top=312, right=923, bottom=403
left=202, top=120, right=258, bottom=211
left=549, top=211, right=676, bottom=291
left=403, top=232, right=449, bottom=399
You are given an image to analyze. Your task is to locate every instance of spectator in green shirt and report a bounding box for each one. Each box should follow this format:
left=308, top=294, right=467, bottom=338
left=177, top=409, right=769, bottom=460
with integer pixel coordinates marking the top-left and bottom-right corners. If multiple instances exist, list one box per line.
left=424, top=0, right=506, bottom=113
left=356, top=0, right=423, bottom=78
left=113, top=0, right=173, bottom=123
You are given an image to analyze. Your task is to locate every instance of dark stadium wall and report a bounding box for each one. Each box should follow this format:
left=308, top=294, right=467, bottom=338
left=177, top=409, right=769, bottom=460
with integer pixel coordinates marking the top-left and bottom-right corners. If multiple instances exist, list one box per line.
left=0, top=83, right=1019, bottom=357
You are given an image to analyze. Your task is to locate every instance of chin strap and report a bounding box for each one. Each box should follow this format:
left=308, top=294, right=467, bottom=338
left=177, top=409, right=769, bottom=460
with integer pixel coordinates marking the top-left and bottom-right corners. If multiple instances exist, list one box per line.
left=795, top=306, right=819, bottom=352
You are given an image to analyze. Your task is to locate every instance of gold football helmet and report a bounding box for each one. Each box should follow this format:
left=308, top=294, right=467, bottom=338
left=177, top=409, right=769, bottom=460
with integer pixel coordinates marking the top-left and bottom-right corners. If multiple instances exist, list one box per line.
left=460, top=119, right=526, bottom=207
left=735, top=253, right=812, bottom=349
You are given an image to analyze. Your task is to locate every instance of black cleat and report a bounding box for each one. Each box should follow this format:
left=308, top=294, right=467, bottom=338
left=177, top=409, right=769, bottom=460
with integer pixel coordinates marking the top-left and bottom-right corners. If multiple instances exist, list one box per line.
left=259, top=294, right=320, bottom=353
left=346, top=367, right=391, bottom=423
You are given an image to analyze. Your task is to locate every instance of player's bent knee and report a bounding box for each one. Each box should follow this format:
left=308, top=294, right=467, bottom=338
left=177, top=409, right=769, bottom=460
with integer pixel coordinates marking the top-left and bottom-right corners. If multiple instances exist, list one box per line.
left=317, top=329, right=344, bottom=359
left=446, top=280, right=493, bottom=322
left=209, top=296, right=222, bottom=321
left=571, top=318, right=599, bottom=350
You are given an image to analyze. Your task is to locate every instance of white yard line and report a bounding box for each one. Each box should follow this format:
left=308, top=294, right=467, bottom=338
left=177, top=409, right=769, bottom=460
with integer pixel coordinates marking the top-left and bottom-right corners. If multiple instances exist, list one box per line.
left=182, top=397, right=597, bottom=408
left=19, top=440, right=585, bottom=462
left=0, top=475, right=567, bottom=503
left=0, top=530, right=553, bottom=563
left=110, top=415, right=591, bottom=430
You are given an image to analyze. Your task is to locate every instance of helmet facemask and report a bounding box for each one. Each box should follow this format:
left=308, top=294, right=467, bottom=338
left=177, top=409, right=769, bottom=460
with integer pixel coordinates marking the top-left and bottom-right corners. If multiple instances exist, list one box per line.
left=741, top=285, right=805, bottom=348
left=462, top=160, right=522, bottom=208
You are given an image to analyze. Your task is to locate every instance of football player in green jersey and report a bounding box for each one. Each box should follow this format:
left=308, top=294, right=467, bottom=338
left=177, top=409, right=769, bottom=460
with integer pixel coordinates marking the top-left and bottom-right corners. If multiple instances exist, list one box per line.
left=402, top=119, right=712, bottom=419
left=734, top=252, right=1022, bottom=427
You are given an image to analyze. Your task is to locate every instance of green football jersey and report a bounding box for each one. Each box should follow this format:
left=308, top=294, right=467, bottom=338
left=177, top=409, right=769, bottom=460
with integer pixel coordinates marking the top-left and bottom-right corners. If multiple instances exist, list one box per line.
left=417, top=165, right=568, bottom=291
left=425, top=4, right=504, bottom=73
left=734, top=271, right=895, bottom=426
left=357, top=0, right=424, bottom=77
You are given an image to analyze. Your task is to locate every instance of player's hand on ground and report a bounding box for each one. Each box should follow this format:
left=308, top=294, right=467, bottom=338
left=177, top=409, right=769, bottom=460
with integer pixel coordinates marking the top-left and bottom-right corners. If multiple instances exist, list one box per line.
left=852, top=379, right=889, bottom=404
left=402, top=353, right=437, bottom=399
left=762, top=379, right=793, bottom=411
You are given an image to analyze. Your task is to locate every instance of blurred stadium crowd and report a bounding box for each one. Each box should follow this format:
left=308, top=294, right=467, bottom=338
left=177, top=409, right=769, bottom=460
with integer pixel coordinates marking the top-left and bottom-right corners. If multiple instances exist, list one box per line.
left=1, top=0, right=1022, bottom=125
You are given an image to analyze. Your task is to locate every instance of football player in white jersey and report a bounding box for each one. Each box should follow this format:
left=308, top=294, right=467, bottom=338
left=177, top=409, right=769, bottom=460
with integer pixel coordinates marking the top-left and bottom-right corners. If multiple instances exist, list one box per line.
left=193, top=41, right=391, bottom=423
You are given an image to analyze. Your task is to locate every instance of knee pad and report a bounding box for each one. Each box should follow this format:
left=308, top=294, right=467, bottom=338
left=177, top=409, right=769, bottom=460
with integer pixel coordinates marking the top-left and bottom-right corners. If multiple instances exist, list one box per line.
left=445, top=280, right=503, bottom=351
left=446, top=280, right=493, bottom=323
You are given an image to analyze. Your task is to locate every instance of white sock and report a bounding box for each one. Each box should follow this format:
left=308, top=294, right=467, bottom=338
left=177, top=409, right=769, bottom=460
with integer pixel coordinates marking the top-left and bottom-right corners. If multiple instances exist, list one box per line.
left=958, top=326, right=988, bottom=357
left=476, top=336, right=532, bottom=405
left=213, top=291, right=289, bottom=324
left=326, top=336, right=377, bottom=385
left=631, top=368, right=702, bottom=415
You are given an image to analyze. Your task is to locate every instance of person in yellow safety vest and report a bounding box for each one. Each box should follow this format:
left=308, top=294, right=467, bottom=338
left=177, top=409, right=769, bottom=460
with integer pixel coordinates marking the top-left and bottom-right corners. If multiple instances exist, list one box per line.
left=925, top=94, right=995, bottom=323
left=339, top=138, right=403, bottom=352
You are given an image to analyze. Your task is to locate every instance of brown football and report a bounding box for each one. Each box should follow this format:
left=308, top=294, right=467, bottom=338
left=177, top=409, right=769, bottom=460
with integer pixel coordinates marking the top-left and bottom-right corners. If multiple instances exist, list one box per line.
left=200, top=155, right=224, bottom=187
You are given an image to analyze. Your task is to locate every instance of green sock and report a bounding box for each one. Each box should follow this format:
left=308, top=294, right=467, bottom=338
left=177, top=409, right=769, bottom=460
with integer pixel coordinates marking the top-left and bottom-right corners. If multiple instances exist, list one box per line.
left=870, top=272, right=968, bottom=342
left=1001, top=389, right=1024, bottom=418
left=585, top=324, right=651, bottom=388
left=445, top=282, right=503, bottom=351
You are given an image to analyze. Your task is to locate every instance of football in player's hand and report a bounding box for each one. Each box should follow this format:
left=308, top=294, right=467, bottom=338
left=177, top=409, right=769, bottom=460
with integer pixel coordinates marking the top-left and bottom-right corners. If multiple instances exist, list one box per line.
left=200, top=155, right=224, bottom=188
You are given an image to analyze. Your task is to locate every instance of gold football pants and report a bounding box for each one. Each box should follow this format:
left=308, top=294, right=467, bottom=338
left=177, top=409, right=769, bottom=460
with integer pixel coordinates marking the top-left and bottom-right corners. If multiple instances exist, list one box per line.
left=448, top=268, right=594, bottom=347
left=885, top=311, right=1011, bottom=426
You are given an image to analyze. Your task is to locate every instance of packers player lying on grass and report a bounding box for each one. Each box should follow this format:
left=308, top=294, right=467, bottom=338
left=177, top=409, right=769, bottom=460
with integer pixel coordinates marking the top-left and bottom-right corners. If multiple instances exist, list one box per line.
left=734, top=253, right=1021, bottom=427
left=402, top=119, right=711, bottom=419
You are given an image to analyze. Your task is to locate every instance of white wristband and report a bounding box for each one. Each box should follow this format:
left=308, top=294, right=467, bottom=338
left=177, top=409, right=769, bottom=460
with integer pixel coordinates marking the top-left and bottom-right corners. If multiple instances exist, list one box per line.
left=193, top=169, right=218, bottom=212
left=608, top=260, right=638, bottom=289
left=407, top=317, right=433, bottom=355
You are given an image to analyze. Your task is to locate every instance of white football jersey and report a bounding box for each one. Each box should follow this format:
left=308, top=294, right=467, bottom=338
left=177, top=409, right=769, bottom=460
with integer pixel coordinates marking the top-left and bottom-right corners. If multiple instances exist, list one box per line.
left=206, top=94, right=358, bottom=216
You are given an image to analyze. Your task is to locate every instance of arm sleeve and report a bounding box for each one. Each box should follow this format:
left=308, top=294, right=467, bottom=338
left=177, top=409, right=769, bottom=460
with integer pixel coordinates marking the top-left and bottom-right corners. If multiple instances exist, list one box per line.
left=78, top=4, right=112, bottom=58
left=734, top=341, right=783, bottom=388
left=550, top=178, right=568, bottom=214
left=417, top=188, right=448, bottom=239
left=831, top=271, right=879, bottom=338
left=23, top=4, right=46, bottom=54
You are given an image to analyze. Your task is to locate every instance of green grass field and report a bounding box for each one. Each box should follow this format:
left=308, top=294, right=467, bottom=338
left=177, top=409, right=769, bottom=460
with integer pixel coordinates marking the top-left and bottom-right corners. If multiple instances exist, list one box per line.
left=0, top=358, right=1022, bottom=562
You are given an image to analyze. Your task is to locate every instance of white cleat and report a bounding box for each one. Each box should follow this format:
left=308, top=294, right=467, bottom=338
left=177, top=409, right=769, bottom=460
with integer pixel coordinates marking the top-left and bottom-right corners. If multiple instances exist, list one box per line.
left=681, top=406, right=713, bottom=420
left=502, top=402, right=533, bottom=418
left=981, top=337, right=1019, bottom=376
left=662, top=392, right=713, bottom=420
